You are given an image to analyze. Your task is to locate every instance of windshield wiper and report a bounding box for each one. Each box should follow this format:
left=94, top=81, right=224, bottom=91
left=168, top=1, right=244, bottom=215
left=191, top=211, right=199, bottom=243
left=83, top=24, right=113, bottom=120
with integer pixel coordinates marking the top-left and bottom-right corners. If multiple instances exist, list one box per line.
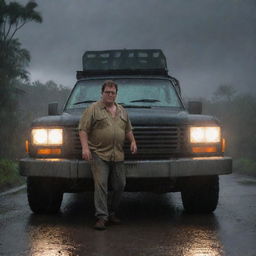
left=118, top=103, right=151, bottom=108
left=74, top=100, right=96, bottom=105
left=130, top=99, right=160, bottom=103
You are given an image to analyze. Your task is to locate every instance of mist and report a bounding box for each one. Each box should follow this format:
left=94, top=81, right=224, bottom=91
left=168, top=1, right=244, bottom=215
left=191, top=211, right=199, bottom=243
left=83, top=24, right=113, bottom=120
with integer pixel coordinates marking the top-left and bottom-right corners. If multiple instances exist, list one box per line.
left=15, top=0, right=256, bottom=98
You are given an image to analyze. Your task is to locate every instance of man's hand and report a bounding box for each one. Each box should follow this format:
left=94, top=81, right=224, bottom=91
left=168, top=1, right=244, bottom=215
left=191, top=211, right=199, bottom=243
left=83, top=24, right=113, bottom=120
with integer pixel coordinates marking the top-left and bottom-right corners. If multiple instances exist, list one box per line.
left=79, top=130, right=92, bottom=160
left=130, top=141, right=137, bottom=154
left=126, top=131, right=137, bottom=155
left=82, top=147, right=92, bottom=161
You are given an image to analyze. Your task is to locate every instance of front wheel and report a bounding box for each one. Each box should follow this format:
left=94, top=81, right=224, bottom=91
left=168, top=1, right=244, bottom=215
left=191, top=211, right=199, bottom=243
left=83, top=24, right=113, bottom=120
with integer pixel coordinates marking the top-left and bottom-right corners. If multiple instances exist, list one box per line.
left=181, top=175, right=219, bottom=214
left=27, top=177, right=63, bottom=214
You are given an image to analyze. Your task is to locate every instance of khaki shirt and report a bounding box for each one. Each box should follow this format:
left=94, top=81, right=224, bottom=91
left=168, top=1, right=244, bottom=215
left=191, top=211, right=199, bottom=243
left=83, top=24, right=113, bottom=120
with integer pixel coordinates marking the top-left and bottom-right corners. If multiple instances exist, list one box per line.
left=78, top=101, right=132, bottom=162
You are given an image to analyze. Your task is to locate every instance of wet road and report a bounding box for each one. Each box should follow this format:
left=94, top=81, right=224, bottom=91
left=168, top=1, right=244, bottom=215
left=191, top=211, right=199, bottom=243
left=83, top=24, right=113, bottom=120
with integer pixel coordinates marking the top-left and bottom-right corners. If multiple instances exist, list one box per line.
left=0, top=173, right=256, bottom=256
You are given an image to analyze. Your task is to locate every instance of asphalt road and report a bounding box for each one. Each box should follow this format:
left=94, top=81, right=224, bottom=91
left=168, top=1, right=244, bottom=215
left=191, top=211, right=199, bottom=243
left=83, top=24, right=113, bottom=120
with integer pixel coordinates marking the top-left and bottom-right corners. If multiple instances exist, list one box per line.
left=0, top=173, right=256, bottom=256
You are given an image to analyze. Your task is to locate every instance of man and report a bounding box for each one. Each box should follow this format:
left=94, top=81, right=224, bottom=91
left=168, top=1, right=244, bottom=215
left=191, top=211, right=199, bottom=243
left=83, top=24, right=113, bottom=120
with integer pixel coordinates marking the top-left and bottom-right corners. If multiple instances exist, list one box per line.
left=79, top=80, right=137, bottom=230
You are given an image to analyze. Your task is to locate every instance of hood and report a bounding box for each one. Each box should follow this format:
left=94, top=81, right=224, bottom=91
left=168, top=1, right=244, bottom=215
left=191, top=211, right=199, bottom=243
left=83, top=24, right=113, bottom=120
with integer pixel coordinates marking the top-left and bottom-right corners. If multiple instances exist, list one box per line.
left=31, top=108, right=219, bottom=127
left=127, top=108, right=219, bottom=126
left=31, top=112, right=80, bottom=127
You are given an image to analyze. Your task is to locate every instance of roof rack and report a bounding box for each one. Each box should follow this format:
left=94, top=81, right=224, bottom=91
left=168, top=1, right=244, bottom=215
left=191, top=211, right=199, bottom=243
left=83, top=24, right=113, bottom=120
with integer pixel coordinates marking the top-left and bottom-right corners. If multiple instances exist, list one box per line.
left=76, top=68, right=168, bottom=80
left=76, top=49, right=181, bottom=94
left=77, top=49, right=168, bottom=78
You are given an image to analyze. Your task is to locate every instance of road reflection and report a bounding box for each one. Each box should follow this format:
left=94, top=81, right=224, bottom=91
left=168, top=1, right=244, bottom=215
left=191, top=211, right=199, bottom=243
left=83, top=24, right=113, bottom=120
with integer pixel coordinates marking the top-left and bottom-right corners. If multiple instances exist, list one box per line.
left=27, top=216, right=77, bottom=256
left=178, top=223, right=223, bottom=256
left=26, top=193, right=224, bottom=256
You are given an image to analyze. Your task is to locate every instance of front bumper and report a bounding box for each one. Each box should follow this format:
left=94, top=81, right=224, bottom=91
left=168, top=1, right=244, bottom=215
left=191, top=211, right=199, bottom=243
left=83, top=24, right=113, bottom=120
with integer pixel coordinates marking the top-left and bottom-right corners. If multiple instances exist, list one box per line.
left=19, top=156, right=232, bottom=178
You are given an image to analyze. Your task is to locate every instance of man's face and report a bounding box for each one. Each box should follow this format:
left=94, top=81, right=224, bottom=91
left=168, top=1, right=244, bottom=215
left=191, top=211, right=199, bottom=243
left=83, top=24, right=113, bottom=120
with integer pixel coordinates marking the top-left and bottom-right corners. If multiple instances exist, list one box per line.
left=102, top=85, right=117, bottom=105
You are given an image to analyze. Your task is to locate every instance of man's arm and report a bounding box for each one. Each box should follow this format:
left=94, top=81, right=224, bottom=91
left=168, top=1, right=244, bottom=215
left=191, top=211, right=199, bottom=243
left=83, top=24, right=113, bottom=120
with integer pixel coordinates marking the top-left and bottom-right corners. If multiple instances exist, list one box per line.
left=126, top=131, right=137, bottom=154
left=79, top=130, right=92, bottom=160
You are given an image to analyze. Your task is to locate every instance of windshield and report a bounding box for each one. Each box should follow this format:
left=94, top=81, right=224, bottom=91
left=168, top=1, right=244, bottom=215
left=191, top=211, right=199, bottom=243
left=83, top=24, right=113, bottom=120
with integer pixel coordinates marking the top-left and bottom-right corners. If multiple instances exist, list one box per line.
left=65, top=78, right=183, bottom=110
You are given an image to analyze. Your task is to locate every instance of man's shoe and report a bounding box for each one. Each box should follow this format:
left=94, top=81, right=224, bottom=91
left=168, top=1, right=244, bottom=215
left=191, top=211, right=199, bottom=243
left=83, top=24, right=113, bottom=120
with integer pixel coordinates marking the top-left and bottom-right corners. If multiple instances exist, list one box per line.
left=94, top=218, right=107, bottom=230
left=109, top=215, right=121, bottom=225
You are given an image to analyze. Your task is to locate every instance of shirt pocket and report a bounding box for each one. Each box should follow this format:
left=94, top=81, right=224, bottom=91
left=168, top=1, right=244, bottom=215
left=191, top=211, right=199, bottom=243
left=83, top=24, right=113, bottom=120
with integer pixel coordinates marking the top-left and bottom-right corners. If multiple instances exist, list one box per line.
left=93, top=112, right=109, bottom=130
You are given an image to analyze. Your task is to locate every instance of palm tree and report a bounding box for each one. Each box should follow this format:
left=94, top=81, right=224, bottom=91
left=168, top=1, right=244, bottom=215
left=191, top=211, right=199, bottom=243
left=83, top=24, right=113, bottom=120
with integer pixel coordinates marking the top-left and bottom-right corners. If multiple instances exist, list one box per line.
left=0, top=0, right=42, bottom=158
left=0, top=0, right=42, bottom=91
left=0, top=1, right=42, bottom=43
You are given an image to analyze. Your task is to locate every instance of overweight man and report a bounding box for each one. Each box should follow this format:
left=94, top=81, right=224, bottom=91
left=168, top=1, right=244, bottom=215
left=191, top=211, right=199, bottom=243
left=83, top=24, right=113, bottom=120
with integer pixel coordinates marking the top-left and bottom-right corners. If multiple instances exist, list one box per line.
left=79, top=80, right=137, bottom=230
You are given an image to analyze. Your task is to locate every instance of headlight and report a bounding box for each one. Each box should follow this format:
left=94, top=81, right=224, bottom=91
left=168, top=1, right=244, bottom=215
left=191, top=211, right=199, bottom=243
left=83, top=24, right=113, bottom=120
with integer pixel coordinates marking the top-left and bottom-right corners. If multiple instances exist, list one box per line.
left=32, top=128, right=63, bottom=145
left=190, top=127, right=220, bottom=143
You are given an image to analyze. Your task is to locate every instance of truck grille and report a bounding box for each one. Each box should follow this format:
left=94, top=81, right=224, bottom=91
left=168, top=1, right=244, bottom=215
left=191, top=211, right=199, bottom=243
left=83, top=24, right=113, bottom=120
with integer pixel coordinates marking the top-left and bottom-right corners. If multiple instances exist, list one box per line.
left=66, top=126, right=187, bottom=160
left=125, top=126, right=186, bottom=160
left=65, top=127, right=82, bottom=158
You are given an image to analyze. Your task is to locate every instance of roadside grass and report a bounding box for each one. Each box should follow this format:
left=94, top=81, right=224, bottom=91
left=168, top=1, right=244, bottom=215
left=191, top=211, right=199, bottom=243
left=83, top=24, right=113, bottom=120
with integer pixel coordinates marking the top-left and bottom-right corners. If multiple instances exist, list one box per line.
left=0, top=159, right=25, bottom=192
left=233, top=158, right=256, bottom=177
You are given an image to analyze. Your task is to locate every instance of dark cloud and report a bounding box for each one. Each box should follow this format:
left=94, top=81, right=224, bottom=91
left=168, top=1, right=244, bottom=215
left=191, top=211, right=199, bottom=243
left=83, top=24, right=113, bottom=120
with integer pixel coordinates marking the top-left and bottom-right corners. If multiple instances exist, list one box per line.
left=15, top=0, right=256, bottom=97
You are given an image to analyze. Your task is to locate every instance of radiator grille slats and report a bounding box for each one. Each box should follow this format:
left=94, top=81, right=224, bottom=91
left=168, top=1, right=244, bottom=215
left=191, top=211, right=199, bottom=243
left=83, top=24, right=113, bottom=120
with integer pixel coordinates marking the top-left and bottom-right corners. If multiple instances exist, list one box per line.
left=66, top=126, right=186, bottom=160
left=124, top=126, right=186, bottom=159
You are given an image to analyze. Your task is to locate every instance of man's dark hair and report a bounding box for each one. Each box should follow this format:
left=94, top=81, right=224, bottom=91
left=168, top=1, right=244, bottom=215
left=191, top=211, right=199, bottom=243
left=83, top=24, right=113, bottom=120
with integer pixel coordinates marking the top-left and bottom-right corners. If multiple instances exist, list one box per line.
left=101, top=80, right=118, bottom=93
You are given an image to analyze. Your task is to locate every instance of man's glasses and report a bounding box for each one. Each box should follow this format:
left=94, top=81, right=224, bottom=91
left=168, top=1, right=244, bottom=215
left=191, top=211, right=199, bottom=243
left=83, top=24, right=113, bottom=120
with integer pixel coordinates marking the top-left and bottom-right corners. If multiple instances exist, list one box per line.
left=103, top=91, right=116, bottom=95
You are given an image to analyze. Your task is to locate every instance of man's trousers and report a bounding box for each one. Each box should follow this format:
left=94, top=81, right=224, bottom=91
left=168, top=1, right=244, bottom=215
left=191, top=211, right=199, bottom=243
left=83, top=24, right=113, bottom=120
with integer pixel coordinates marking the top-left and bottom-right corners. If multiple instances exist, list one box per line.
left=90, top=153, right=126, bottom=220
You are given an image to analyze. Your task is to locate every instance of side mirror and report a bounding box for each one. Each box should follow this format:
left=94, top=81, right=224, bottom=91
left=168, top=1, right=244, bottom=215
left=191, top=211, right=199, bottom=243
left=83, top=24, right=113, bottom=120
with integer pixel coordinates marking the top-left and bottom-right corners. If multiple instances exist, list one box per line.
left=48, top=102, right=59, bottom=115
left=188, top=101, right=202, bottom=114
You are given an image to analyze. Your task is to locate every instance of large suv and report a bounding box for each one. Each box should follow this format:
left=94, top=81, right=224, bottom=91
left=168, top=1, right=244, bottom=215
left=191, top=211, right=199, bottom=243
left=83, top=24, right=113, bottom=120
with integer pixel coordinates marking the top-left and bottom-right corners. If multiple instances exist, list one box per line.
left=20, top=49, right=232, bottom=214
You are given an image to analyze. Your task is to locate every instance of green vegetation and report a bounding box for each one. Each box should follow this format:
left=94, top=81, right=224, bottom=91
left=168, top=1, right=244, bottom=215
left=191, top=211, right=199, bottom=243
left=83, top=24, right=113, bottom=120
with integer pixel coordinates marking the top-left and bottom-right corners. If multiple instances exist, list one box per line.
left=233, top=158, right=256, bottom=177
left=0, top=1, right=41, bottom=190
left=0, top=0, right=42, bottom=159
left=0, top=159, right=25, bottom=191
left=0, top=0, right=69, bottom=189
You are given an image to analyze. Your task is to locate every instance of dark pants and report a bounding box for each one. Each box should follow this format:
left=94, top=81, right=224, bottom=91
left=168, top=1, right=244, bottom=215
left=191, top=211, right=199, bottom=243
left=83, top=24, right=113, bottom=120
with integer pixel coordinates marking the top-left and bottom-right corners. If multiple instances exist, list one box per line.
left=90, top=153, right=126, bottom=220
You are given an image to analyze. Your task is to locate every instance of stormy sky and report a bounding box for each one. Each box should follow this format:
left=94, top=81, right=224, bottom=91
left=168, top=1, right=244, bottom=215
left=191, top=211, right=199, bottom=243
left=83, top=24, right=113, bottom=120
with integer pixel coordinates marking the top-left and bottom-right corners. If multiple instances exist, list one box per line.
left=16, top=0, right=256, bottom=98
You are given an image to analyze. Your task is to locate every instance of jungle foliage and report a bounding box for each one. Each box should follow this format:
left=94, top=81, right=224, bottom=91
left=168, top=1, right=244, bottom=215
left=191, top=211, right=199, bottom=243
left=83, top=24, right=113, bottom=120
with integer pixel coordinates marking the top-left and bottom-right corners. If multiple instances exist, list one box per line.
left=0, top=0, right=42, bottom=158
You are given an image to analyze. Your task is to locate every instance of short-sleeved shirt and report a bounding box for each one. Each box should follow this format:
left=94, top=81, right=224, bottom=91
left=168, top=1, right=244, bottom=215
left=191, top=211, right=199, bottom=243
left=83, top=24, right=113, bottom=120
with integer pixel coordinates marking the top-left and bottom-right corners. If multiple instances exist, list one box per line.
left=78, top=101, right=132, bottom=162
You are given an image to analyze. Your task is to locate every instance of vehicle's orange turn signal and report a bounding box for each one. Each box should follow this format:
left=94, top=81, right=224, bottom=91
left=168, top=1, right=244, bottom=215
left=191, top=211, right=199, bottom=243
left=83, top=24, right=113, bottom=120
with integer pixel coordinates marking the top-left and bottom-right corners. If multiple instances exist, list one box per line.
left=221, top=138, right=226, bottom=153
left=37, top=148, right=61, bottom=155
left=25, top=140, right=29, bottom=153
left=192, top=146, right=217, bottom=153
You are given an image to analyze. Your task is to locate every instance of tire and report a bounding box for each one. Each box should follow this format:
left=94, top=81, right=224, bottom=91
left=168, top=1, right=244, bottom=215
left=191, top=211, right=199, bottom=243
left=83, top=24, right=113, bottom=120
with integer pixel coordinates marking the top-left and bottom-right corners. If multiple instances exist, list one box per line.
left=181, top=175, right=219, bottom=214
left=27, top=177, right=63, bottom=214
